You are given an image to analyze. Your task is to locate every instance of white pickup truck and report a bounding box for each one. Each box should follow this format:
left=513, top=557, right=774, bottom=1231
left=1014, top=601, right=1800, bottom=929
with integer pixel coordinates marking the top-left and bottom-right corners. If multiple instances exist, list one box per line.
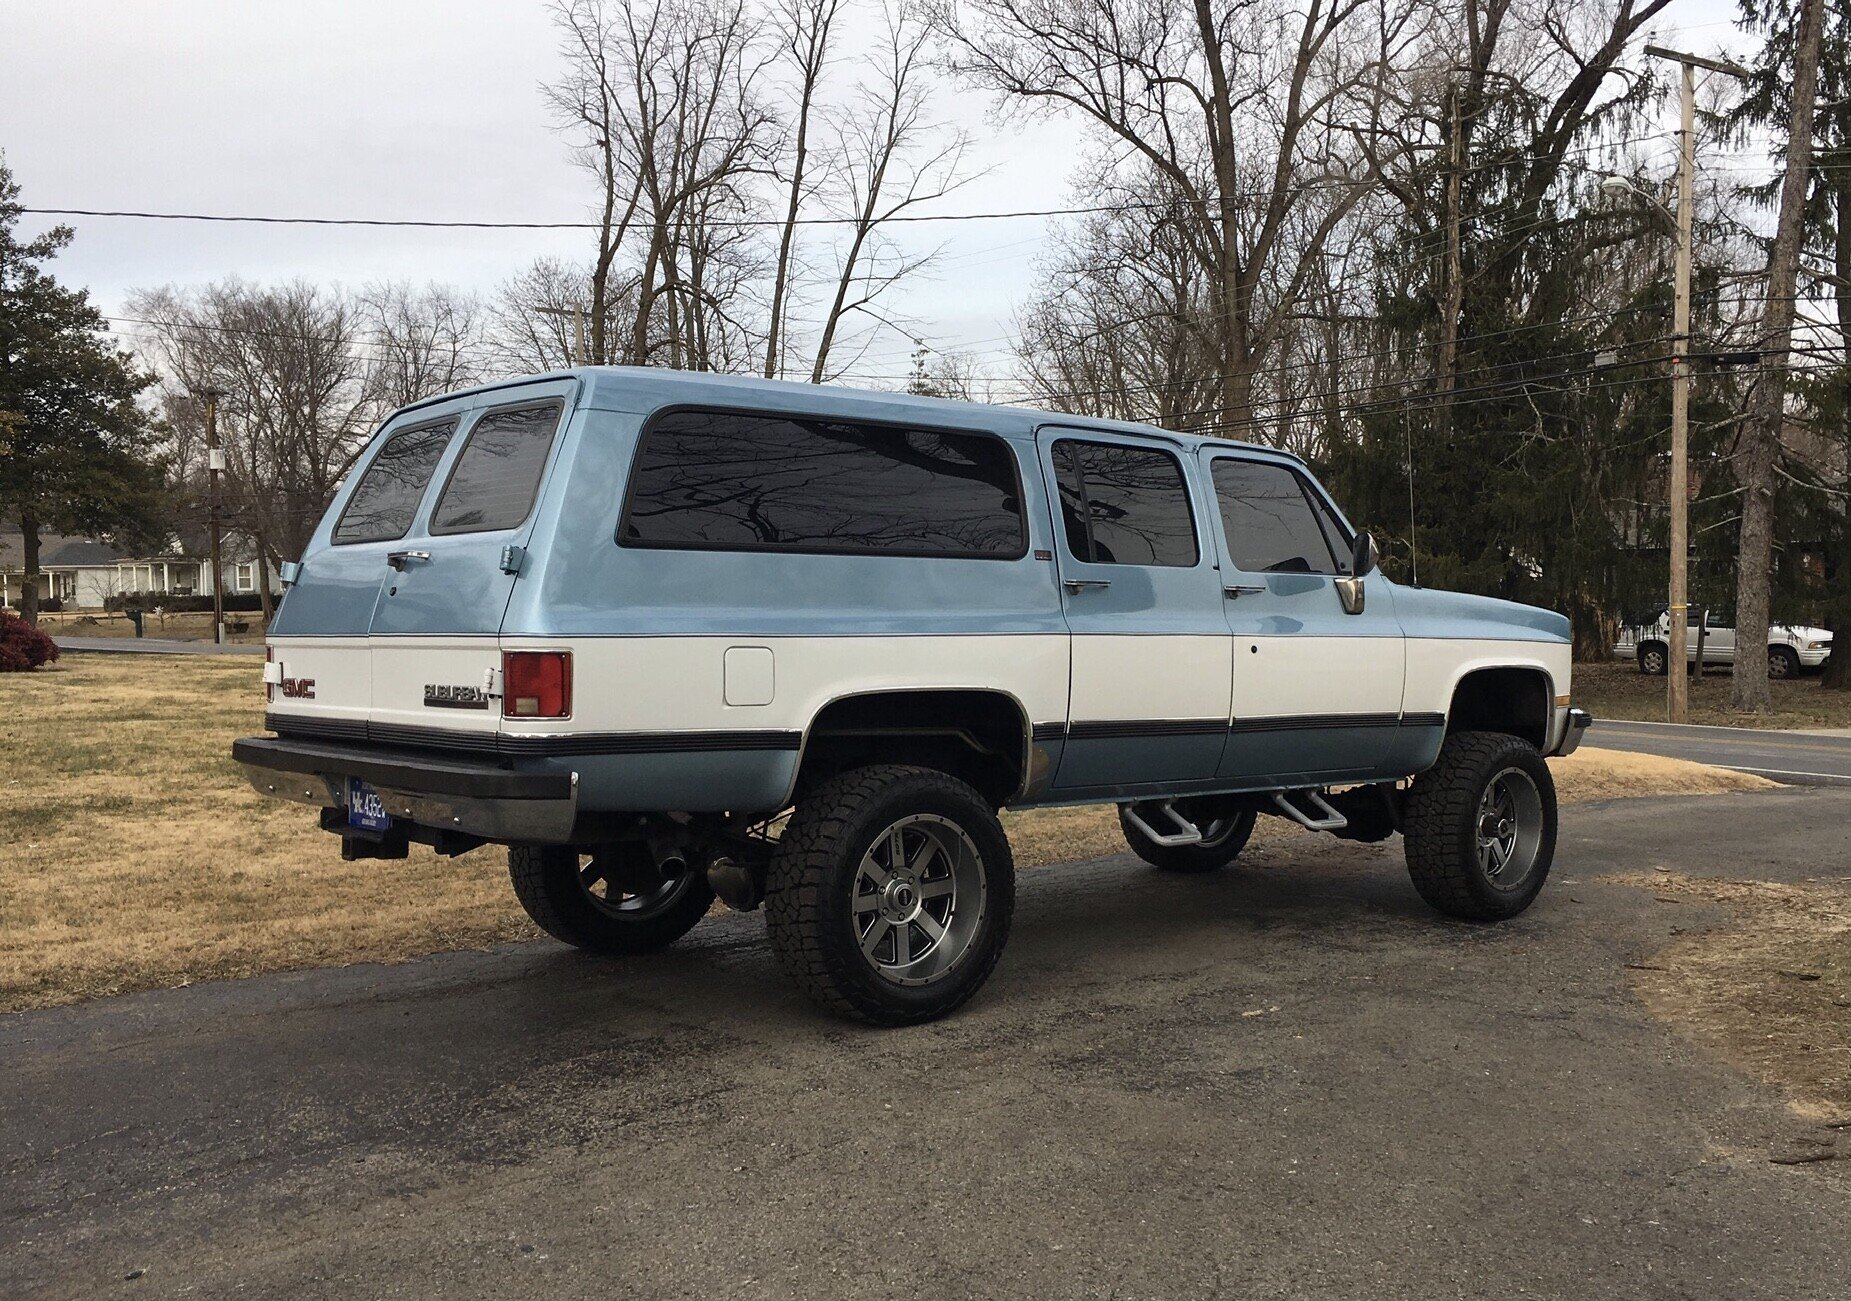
left=1616, top=609, right=1832, bottom=679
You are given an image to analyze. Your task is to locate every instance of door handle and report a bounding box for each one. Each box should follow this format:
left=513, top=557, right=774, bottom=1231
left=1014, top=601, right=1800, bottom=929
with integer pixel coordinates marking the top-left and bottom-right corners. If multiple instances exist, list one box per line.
left=1223, top=585, right=1264, bottom=600
left=1063, top=578, right=1112, bottom=593
left=386, top=550, right=431, bottom=571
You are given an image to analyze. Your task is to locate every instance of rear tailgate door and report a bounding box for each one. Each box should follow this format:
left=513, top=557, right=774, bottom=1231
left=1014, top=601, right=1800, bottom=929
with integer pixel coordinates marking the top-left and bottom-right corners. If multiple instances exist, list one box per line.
left=366, top=378, right=577, bottom=745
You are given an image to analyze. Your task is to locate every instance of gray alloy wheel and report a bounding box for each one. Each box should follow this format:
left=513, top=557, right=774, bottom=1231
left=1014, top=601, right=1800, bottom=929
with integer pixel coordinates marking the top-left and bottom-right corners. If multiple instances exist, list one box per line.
left=578, top=846, right=703, bottom=920
left=1768, top=645, right=1801, bottom=681
left=1473, top=767, right=1546, bottom=894
left=1639, top=643, right=1668, bottom=676
left=852, top=814, right=988, bottom=988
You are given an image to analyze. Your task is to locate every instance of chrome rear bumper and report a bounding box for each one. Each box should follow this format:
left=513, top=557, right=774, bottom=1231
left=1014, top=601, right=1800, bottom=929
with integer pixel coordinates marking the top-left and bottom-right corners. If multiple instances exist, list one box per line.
left=232, top=736, right=579, bottom=843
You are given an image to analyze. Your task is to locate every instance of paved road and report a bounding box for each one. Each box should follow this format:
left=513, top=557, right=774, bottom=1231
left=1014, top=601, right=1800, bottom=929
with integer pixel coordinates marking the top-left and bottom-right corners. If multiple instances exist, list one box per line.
left=51, top=636, right=266, bottom=656
left=1590, top=717, right=1851, bottom=786
left=5, top=790, right=1849, bottom=1300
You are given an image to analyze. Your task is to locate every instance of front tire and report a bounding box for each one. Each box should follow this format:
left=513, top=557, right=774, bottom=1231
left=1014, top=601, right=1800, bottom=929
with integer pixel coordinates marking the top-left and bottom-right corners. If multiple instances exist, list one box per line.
left=509, top=843, right=714, bottom=955
left=1769, top=645, right=1801, bottom=680
left=1638, top=642, right=1668, bottom=675
left=1403, top=731, right=1556, bottom=922
left=765, top=765, right=1014, bottom=1026
left=1119, top=800, right=1257, bottom=872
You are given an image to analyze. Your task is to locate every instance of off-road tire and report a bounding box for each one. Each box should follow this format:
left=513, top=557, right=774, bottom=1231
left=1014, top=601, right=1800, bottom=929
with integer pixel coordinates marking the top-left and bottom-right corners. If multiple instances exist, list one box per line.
left=1403, top=731, right=1556, bottom=922
left=764, top=765, right=1015, bottom=1026
left=1638, top=642, right=1668, bottom=675
left=1118, top=803, right=1257, bottom=872
left=1769, top=645, right=1801, bottom=681
left=509, top=844, right=714, bottom=955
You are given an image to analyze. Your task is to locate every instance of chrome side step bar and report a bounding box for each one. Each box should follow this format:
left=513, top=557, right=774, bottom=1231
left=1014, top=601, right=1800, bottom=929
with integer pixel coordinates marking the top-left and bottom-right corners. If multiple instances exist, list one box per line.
left=1270, top=790, right=1348, bottom=832
left=1118, top=801, right=1204, bottom=847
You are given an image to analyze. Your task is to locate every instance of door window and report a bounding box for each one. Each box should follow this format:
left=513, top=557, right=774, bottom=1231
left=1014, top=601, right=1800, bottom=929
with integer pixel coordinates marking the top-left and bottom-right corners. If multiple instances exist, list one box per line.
left=430, top=402, right=564, bottom=535
left=1053, top=440, right=1198, bottom=567
left=620, top=409, right=1026, bottom=559
left=1212, top=459, right=1350, bottom=575
left=333, top=420, right=458, bottom=544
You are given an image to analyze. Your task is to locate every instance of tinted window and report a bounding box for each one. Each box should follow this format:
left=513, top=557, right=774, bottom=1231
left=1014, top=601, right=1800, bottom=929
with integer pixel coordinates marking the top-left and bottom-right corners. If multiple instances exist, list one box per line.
left=621, top=410, right=1025, bottom=558
left=1055, top=440, right=1198, bottom=567
left=333, top=421, right=457, bottom=544
left=1212, top=459, right=1348, bottom=575
left=430, top=402, right=563, bottom=535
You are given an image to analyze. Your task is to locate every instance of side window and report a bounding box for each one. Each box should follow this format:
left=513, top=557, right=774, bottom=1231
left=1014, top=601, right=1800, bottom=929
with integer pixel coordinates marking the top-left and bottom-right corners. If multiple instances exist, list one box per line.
left=1211, top=459, right=1350, bottom=575
left=1054, top=439, right=1198, bottom=567
left=332, top=420, right=457, bottom=544
left=620, top=409, right=1026, bottom=559
left=430, top=402, right=564, bottom=535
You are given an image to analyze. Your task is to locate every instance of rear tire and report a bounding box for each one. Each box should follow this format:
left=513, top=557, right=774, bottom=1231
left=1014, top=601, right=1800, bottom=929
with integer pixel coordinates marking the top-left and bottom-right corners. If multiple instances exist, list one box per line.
left=509, top=843, right=714, bottom=955
left=764, top=765, right=1014, bottom=1026
left=1118, top=800, right=1257, bottom=872
left=1403, top=731, right=1556, bottom=922
left=1638, top=642, right=1668, bottom=675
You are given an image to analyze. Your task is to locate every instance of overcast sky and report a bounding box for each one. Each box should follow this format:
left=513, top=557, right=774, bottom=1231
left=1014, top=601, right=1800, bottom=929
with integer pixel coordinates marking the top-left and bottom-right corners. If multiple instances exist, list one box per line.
left=1, top=0, right=1761, bottom=389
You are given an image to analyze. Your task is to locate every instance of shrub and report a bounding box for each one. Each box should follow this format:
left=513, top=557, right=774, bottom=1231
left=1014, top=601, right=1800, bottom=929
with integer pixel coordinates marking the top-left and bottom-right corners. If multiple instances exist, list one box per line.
left=0, top=609, right=61, bottom=671
left=103, top=591, right=264, bottom=614
left=7, top=597, right=62, bottom=612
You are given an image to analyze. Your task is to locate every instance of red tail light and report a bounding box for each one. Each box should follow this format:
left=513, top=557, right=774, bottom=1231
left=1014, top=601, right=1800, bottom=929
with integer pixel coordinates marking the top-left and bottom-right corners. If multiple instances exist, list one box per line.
left=503, top=651, right=572, bottom=718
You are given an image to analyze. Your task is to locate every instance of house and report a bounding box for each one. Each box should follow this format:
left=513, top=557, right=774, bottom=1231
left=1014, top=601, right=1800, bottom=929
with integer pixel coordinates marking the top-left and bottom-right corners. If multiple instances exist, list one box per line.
left=0, top=530, right=275, bottom=609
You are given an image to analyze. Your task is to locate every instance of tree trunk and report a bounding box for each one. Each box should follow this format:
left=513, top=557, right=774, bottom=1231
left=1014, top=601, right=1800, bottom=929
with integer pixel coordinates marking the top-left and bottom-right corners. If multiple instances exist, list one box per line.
left=1732, top=0, right=1827, bottom=712
left=18, top=515, right=41, bottom=625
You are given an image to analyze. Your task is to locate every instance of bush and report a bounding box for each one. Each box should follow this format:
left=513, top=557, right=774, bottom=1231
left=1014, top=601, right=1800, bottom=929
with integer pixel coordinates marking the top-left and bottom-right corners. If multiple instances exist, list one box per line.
left=0, top=609, right=61, bottom=671
left=7, top=597, right=62, bottom=613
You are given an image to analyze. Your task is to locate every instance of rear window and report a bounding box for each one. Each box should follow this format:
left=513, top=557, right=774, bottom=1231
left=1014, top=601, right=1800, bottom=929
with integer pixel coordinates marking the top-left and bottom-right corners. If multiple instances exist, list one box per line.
left=332, top=420, right=457, bottom=544
left=619, top=409, right=1026, bottom=559
left=1053, top=439, right=1198, bottom=567
left=430, top=402, right=564, bottom=535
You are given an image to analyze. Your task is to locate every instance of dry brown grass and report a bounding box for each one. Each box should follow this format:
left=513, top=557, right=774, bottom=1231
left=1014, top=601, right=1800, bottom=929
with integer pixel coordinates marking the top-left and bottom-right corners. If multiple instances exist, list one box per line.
left=0, top=658, right=1776, bottom=1014
left=35, top=609, right=268, bottom=644
left=1621, top=872, right=1851, bottom=1121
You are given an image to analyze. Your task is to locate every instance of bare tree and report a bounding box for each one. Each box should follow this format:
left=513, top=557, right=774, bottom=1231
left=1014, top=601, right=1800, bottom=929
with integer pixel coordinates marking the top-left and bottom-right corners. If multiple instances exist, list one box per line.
left=487, top=257, right=598, bottom=373
left=355, top=282, right=486, bottom=409
left=810, top=2, right=969, bottom=382
left=937, top=0, right=1424, bottom=428
left=764, top=0, right=843, bottom=378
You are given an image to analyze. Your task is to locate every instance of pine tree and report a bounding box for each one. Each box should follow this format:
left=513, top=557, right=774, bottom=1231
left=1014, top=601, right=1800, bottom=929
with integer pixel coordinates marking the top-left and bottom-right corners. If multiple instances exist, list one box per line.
left=0, top=158, right=165, bottom=623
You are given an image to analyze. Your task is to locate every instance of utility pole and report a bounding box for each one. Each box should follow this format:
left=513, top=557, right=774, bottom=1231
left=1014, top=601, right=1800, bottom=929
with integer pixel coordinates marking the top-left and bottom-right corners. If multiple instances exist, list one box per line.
left=536, top=305, right=590, bottom=366
left=1644, top=44, right=1752, bottom=723
left=199, top=386, right=227, bottom=646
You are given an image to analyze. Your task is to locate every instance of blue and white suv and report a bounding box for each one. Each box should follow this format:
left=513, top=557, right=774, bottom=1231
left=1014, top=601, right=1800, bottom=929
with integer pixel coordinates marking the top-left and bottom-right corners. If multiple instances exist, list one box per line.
left=236, top=368, right=1591, bottom=1024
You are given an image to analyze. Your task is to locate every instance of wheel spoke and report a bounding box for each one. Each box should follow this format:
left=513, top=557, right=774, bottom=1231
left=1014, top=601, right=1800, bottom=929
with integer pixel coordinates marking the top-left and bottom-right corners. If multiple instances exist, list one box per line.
left=890, top=920, right=911, bottom=966
left=853, top=891, right=881, bottom=914
left=579, top=862, right=604, bottom=889
left=858, top=851, right=891, bottom=890
left=860, top=919, right=891, bottom=958
left=918, top=877, right=954, bottom=900
left=915, top=911, right=946, bottom=944
left=886, top=827, right=908, bottom=873
left=909, top=836, right=942, bottom=878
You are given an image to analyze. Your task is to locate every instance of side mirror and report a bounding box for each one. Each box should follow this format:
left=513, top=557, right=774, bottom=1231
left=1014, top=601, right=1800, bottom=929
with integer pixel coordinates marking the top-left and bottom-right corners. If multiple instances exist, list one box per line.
left=1350, top=530, right=1379, bottom=577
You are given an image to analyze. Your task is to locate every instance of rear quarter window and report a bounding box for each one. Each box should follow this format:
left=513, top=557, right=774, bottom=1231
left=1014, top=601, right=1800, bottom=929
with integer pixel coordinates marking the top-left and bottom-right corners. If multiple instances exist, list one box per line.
left=619, top=409, right=1027, bottom=559
left=332, top=420, right=458, bottom=545
left=430, top=402, right=564, bottom=535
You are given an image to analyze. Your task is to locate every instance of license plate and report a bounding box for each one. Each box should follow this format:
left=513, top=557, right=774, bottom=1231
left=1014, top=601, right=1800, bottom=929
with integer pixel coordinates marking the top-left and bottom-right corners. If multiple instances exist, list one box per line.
left=347, top=778, right=393, bottom=832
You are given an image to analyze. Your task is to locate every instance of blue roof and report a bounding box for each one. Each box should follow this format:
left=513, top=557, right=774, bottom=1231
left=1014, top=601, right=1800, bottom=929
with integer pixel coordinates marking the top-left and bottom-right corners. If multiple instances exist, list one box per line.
left=399, top=365, right=1293, bottom=461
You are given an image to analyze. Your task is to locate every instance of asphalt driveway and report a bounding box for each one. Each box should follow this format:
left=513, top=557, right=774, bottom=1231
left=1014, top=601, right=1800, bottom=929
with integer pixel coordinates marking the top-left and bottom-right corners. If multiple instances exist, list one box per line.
left=5, top=789, right=1848, bottom=1300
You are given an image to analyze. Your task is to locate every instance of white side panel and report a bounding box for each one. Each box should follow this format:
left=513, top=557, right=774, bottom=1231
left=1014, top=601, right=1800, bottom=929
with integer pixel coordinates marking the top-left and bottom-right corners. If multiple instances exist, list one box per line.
left=264, top=636, right=372, bottom=722
left=1068, top=634, right=1230, bottom=721
left=1402, top=638, right=1573, bottom=714
left=1238, top=636, right=1406, bottom=718
left=499, top=634, right=1071, bottom=735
